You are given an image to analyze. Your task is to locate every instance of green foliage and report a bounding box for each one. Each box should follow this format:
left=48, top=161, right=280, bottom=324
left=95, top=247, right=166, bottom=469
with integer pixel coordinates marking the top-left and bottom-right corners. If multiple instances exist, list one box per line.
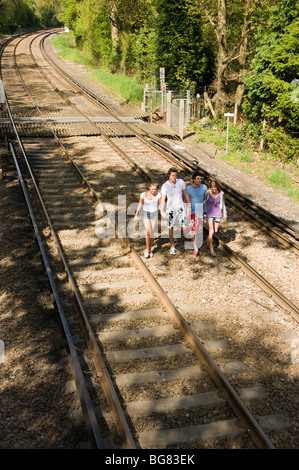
left=243, top=3, right=299, bottom=134
left=56, top=0, right=78, bottom=30
left=116, top=0, right=156, bottom=33
left=263, top=128, right=299, bottom=163
left=0, top=0, right=40, bottom=33
left=193, top=119, right=251, bottom=153
left=130, top=25, right=157, bottom=82
left=65, top=0, right=113, bottom=68
left=245, top=123, right=263, bottom=144
left=0, top=0, right=61, bottom=33
left=239, top=151, right=253, bottom=163
left=155, top=0, right=212, bottom=90
left=242, top=0, right=299, bottom=161
left=52, top=33, right=143, bottom=103
left=226, top=126, right=247, bottom=152
left=88, top=69, right=144, bottom=103
left=266, top=167, right=299, bottom=200
left=51, top=33, right=94, bottom=66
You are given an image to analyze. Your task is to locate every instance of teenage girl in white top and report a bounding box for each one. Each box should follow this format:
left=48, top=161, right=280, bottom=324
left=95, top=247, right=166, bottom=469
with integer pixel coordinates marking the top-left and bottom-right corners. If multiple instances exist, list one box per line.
left=134, top=182, right=161, bottom=258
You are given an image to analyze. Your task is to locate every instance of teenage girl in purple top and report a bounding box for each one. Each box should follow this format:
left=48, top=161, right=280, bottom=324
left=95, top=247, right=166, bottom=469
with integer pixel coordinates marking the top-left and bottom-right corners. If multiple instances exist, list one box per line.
left=203, top=180, right=227, bottom=256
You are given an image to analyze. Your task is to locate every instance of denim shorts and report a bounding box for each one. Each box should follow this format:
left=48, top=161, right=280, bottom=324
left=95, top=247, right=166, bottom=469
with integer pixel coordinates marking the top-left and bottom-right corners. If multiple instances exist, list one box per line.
left=206, top=217, right=221, bottom=222
left=143, top=210, right=158, bottom=221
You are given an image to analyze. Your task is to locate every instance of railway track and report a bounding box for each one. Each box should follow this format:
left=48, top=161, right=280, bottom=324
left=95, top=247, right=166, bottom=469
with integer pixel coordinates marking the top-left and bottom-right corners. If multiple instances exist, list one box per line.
left=0, top=31, right=298, bottom=449
left=40, top=32, right=299, bottom=252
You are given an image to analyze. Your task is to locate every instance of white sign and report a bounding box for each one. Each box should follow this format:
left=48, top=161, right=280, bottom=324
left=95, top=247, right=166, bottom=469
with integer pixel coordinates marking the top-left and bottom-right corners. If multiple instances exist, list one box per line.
left=159, top=67, right=165, bottom=80
left=224, top=113, right=234, bottom=117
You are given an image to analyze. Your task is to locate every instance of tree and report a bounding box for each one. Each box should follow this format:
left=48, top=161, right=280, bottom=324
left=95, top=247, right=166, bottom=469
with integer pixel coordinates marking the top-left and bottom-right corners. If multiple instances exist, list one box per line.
left=0, top=0, right=41, bottom=33
left=36, top=0, right=62, bottom=27
left=155, top=0, right=211, bottom=90
left=112, top=0, right=157, bottom=76
left=196, top=0, right=276, bottom=116
left=242, top=0, right=299, bottom=161
left=243, top=7, right=299, bottom=133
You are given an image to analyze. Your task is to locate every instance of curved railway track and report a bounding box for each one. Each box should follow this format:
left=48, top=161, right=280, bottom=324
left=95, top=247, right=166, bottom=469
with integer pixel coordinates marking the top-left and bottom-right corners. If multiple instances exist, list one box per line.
left=0, top=31, right=298, bottom=450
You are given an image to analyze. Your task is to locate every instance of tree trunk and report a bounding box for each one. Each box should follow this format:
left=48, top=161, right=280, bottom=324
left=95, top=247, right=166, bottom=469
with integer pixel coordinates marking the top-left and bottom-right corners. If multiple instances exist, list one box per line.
left=214, top=0, right=229, bottom=111
left=110, top=0, right=119, bottom=49
left=198, top=0, right=257, bottom=116
left=234, top=0, right=252, bottom=122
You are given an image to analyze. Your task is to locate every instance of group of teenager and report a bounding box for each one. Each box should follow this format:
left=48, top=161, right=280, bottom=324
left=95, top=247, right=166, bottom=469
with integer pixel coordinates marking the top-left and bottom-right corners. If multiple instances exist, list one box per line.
left=134, top=167, right=227, bottom=259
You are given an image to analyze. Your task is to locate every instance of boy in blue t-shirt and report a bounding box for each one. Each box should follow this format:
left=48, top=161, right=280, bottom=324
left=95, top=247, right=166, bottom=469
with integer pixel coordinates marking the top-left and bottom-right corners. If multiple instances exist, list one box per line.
left=186, top=172, right=207, bottom=256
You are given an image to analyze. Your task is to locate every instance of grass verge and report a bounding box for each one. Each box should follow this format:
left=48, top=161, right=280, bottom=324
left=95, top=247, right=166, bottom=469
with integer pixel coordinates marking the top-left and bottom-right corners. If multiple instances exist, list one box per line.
left=191, top=121, right=299, bottom=201
left=51, top=33, right=143, bottom=105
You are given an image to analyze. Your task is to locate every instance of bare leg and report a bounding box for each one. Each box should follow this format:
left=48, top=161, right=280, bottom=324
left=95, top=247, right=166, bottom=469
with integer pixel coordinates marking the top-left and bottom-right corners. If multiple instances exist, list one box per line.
left=149, top=220, right=157, bottom=254
left=169, top=228, right=174, bottom=246
left=207, top=220, right=216, bottom=255
left=213, top=221, right=220, bottom=234
left=192, top=235, right=197, bottom=251
left=143, top=219, right=151, bottom=254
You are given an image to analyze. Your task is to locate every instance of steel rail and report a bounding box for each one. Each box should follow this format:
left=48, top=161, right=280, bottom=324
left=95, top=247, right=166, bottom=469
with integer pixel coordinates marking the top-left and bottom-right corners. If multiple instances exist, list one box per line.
left=3, top=35, right=136, bottom=449
left=37, top=33, right=299, bottom=323
left=1, top=41, right=112, bottom=447
left=41, top=31, right=299, bottom=250
left=148, top=137, right=299, bottom=253
left=33, top=35, right=285, bottom=446
left=215, top=237, right=299, bottom=323
left=129, top=246, right=275, bottom=449
left=10, top=34, right=105, bottom=205
left=8, top=138, right=106, bottom=449
left=4, top=32, right=290, bottom=447
left=36, top=35, right=153, bottom=183
left=147, top=136, right=299, bottom=246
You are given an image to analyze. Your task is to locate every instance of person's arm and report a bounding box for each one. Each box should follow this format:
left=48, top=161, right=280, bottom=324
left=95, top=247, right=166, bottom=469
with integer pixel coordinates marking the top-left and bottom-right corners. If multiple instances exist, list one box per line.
left=160, top=193, right=167, bottom=218
left=222, top=193, right=227, bottom=220
left=182, top=188, right=190, bottom=204
left=203, top=190, right=209, bottom=214
left=134, top=196, right=144, bottom=220
left=158, top=194, right=162, bottom=211
left=182, top=188, right=191, bottom=217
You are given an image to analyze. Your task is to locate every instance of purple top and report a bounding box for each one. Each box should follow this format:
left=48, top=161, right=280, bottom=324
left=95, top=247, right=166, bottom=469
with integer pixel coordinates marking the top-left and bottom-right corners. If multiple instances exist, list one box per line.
left=206, top=193, right=221, bottom=218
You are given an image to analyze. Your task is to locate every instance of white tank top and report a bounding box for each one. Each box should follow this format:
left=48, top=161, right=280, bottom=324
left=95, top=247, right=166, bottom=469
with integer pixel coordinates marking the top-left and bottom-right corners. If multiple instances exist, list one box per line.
left=141, top=192, right=161, bottom=212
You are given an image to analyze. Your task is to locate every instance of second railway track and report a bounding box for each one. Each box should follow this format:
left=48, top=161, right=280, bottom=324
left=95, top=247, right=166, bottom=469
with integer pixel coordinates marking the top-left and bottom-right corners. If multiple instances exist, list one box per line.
left=0, top=30, right=298, bottom=449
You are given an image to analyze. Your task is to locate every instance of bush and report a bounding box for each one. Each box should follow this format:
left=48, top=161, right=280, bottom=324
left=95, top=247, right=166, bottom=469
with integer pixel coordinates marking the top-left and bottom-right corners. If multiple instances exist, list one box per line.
left=228, top=126, right=247, bottom=152
left=263, top=127, right=299, bottom=163
left=245, top=123, right=263, bottom=145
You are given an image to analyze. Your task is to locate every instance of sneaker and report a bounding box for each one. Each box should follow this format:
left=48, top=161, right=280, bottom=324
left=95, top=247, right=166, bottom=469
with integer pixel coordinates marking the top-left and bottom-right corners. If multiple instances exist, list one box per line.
left=144, top=251, right=149, bottom=258
left=149, top=253, right=154, bottom=258
left=192, top=249, right=198, bottom=257
left=170, top=246, right=176, bottom=255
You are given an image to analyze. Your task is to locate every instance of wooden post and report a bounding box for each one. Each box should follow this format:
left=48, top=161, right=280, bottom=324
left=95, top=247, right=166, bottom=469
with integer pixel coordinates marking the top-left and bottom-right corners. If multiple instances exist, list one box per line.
left=234, top=103, right=238, bottom=125
left=260, top=119, right=266, bottom=151
left=204, top=91, right=216, bottom=119
left=149, top=94, right=153, bottom=123
left=179, top=99, right=184, bottom=140
left=166, top=91, right=171, bottom=127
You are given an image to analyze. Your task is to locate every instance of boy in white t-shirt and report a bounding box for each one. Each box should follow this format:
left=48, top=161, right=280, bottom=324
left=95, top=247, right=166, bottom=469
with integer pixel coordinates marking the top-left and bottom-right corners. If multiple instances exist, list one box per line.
left=161, top=168, right=191, bottom=255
